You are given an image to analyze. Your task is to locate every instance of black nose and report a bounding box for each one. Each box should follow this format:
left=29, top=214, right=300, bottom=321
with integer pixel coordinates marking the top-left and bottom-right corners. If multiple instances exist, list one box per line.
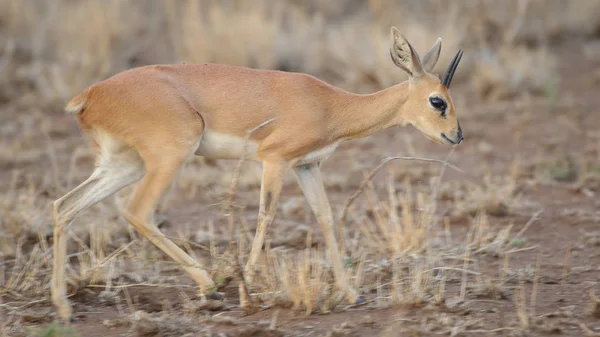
left=456, top=123, right=463, bottom=142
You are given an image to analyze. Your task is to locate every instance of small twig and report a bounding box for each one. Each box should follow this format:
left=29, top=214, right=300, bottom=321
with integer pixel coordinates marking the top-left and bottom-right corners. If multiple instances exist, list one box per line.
left=425, top=267, right=481, bottom=276
left=503, top=245, right=539, bottom=255
left=0, top=298, right=46, bottom=310
left=222, top=117, right=276, bottom=240
left=465, top=327, right=519, bottom=333
left=513, top=209, right=544, bottom=240
left=427, top=148, right=456, bottom=219
left=339, top=155, right=463, bottom=225
left=223, top=118, right=276, bottom=211
left=95, top=240, right=138, bottom=269
left=164, top=235, right=209, bottom=252
left=86, top=283, right=195, bottom=289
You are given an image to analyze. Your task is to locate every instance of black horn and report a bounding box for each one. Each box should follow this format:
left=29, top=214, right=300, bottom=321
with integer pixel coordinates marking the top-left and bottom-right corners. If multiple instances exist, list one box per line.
left=442, top=49, right=463, bottom=88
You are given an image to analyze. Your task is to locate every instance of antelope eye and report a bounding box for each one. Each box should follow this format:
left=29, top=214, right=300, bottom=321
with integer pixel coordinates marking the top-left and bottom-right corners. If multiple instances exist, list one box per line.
left=429, top=96, right=447, bottom=112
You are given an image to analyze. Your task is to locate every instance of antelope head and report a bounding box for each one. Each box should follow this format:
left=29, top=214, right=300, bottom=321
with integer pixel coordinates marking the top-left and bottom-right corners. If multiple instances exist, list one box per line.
left=389, top=27, right=464, bottom=146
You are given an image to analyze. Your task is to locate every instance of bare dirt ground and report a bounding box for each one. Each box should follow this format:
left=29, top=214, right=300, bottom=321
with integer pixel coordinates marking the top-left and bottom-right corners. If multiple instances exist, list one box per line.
left=1, top=41, right=599, bottom=337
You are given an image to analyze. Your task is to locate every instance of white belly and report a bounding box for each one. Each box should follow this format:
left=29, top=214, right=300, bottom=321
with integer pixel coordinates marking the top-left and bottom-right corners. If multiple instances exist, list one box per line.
left=297, top=141, right=341, bottom=165
left=196, top=129, right=342, bottom=164
left=195, top=130, right=259, bottom=160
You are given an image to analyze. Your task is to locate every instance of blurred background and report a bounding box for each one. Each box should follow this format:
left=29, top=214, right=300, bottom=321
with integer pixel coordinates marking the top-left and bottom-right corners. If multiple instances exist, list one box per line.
left=2, top=1, right=600, bottom=335
left=1, top=0, right=599, bottom=112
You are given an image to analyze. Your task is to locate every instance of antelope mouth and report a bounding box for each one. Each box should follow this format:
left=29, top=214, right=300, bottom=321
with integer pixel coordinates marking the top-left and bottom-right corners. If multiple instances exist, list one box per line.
left=441, top=133, right=460, bottom=145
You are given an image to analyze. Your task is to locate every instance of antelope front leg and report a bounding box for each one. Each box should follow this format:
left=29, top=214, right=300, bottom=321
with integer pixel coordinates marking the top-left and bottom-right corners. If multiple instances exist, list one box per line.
left=293, top=163, right=361, bottom=304
left=245, top=160, right=290, bottom=280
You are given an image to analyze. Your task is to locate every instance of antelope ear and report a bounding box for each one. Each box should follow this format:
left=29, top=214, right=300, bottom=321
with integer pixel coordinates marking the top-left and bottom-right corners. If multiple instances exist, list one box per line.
left=421, top=38, right=442, bottom=72
left=389, top=27, right=424, bottom=78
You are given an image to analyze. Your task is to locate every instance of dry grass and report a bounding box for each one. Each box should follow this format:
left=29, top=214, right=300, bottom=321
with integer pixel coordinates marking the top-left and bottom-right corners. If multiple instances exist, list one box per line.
left=1, top=0, right=600, bottom=336
left=0, top=128, right=542, bottom=335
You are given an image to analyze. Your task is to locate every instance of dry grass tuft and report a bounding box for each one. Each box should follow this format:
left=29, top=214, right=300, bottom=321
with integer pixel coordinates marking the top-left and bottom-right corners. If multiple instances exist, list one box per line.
left=473, top=46, right=557, bottom=101
left=250, top=245, right=350, bottom=315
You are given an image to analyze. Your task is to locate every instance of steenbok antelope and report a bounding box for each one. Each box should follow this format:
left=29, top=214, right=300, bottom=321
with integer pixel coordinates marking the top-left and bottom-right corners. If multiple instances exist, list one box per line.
left=52, top=27, right=463, bottom=321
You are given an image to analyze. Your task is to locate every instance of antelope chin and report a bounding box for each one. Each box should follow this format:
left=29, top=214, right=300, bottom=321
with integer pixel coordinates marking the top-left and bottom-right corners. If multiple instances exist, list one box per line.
left=411, top=124, right=446, bottom=146
left=422, top=132, right=446, bottom=146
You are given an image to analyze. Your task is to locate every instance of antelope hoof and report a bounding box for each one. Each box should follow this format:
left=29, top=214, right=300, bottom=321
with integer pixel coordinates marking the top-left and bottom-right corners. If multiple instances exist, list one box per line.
left=354, top=296, right=366, bottom=305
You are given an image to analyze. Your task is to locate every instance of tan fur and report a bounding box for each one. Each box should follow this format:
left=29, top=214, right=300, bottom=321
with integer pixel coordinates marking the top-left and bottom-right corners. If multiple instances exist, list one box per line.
left=69, top=64, right=459, bottom=157
left=64, top=91, right=87, bottom=114
left=52, top=28, right=463, bottom=321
